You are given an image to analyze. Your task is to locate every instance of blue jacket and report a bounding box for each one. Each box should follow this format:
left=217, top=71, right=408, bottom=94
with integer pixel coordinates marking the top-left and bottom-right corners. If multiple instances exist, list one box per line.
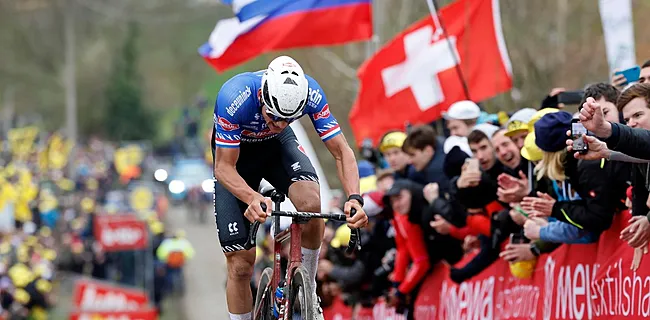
left=539, top=218, right=598, bottom=244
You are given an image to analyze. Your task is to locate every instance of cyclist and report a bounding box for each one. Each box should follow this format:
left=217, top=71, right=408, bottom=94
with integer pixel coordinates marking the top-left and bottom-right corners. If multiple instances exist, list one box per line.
left=212, top=55, right=368, bottom=320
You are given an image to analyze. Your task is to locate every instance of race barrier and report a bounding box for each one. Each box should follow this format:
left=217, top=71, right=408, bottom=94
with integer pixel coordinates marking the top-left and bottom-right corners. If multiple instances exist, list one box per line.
left=70, top=278, right=157, bottom=320
left=325, top=211, right=650, bottom=319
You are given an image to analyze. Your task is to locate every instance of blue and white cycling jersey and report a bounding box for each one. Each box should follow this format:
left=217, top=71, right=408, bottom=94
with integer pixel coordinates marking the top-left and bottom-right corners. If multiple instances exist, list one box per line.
left=213, top=70, right=341, bottom=148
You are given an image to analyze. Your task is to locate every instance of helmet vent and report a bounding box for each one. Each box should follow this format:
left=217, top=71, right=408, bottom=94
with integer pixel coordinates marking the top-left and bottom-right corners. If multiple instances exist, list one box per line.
left=283, top=77, right=297, bottom=85
left=262, top=81, right=272, bottom=108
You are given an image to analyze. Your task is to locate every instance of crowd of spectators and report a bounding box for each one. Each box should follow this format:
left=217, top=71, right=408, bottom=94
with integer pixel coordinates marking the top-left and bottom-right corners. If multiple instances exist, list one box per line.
left=0, top=128, right=193, bottom=318
left=302, top=60, right=650, bottom=318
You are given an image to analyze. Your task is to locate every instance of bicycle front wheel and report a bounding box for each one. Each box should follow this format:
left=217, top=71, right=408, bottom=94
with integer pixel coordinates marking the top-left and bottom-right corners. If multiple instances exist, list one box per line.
left=254, top=268, right=274, bottom=320
left=288, top=266, right=317, bottom=320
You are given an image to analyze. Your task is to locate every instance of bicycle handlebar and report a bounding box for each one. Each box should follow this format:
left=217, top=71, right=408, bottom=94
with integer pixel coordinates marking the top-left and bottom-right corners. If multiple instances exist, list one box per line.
left=346, top=208, right=361, bottom=254
left=244, top=196, right=362, bottom=254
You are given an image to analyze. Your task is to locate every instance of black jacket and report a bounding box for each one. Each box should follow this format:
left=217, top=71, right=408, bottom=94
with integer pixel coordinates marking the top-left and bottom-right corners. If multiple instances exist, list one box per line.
left=603, top=123, right=650, bottom=160
left=631, top=163, right=650, bottom=217
left=384, top=181, right=464, bottom=266
left=449, top=162, right=503, bottom=210
left=548, top=157, right=628, bottom=232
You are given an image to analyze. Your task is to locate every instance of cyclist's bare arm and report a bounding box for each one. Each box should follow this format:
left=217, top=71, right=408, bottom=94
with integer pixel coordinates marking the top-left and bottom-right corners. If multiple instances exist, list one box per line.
left=215, top=147, right=271, bottom=222
left=215, top=147, right=258, bottom=205
left=324, top=134, right=367, bottom=229
left=324, top=134, right=360, bottom=197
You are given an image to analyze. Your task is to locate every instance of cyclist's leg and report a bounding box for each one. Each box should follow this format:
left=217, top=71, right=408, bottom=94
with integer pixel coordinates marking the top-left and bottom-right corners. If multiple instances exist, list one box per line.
left=215, top=181, right=256, bottom=319
left=266, top=128, right=323, bottom=290
left=214, top=142, right=264, bottom=320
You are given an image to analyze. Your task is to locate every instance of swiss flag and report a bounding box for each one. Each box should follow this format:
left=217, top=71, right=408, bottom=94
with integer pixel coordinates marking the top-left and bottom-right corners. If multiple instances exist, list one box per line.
left=349, top=0, right=513, bottom=145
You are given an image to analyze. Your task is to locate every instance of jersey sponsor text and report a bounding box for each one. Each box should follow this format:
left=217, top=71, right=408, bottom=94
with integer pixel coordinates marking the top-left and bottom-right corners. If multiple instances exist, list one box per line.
left=308, top=87, right=323, bottom=107
left=241, top=129, right=276, bottom=139
left=313, top=104, right=331, bottom=120
left=218, top=117, right=240, bottom=131
left=226, top=86, right=252, bottom=116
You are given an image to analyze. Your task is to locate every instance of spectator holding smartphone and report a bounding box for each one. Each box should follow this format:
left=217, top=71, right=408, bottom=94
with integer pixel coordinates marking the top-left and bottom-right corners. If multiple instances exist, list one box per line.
left=578, top=83, right=650, bottom=160
left=521, top=112, right=627, bottom=242
left=612, top=60, right=650, bottom=90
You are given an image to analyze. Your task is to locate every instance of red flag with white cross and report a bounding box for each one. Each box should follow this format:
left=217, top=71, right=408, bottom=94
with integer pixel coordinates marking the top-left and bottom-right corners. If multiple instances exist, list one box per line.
left=349, top=0, right=513, bottom=145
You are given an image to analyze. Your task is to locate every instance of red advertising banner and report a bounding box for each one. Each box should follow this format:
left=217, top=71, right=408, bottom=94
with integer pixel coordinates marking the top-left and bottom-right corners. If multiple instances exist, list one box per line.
left=73, top=279, right=150, bottom=311
left=324, top=212, right=650, bottom=319
left=69, top=309, right=158, bottom=320
left=94, top=214, right=148, bottom=251
left=324, top=297, right=406, bottom=320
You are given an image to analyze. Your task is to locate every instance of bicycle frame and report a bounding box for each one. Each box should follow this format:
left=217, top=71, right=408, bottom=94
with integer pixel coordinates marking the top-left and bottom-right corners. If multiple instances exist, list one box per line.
left=250, top=190, right=357, bottom=319
left=271, top=216, right=301, bottom=314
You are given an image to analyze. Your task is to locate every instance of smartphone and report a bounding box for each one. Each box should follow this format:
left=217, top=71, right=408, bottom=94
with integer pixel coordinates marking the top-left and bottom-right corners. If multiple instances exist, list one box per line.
left=557, top=91, right=585, bottom=105
left=465, top=158, right=480, bottom=172
left=571, top=119, right=588, bottom=154
left=615, top=66, right=641, bottom=86
left=509, top=233, right=529, bottom=244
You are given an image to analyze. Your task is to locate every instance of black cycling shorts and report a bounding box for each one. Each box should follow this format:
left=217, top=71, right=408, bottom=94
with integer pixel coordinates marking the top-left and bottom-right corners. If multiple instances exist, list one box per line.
left=213, top=127, right=319, bottom=253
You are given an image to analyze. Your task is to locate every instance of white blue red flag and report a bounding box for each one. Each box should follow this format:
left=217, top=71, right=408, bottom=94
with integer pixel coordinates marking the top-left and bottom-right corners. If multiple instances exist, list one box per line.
left=200, top=0, right=373, bottom=72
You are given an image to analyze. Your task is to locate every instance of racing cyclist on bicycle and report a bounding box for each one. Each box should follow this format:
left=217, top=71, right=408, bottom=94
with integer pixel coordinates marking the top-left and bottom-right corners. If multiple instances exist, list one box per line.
left=213, top=55, right=368, bottom=320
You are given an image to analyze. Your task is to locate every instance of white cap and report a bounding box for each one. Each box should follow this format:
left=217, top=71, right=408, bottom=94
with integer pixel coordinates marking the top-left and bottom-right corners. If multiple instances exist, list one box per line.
left=443, top=136, right=473, bottom=156
left=471, top=123, right=500, bottom=139
left=443, top=100, right=481, bottom=120
left=507, top=108, right=537, bottom=124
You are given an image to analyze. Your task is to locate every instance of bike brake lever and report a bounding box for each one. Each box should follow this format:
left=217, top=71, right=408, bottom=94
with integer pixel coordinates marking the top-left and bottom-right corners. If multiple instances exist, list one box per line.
left=245, top=221, right=260, bottom=250
left=244, top=201, right=268, bottom=250
left=346, top=208, right=362, bottom=254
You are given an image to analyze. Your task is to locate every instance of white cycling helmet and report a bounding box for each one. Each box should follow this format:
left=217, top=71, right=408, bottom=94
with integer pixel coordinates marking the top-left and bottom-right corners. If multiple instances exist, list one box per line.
left=261, top=56, right=309, bottom=119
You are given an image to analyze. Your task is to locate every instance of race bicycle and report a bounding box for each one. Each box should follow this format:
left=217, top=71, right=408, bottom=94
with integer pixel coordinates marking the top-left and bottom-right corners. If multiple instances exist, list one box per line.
left=245, top=189, right=361, bottom=320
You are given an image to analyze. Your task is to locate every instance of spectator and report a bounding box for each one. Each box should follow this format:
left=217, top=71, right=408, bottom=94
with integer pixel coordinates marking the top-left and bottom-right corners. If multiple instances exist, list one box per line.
left=579, top=83, right=621, bottom=123
left=467, top=130, right=502, bottom=177
left=156, top=230, right=195, bottom=294
left=378, top=131, right=420, bottom=180
left=492, top=129, right=523, bottom=173
left=498, top=108, right=561, bottom=204
left=358, top=160, right=377, bottom=194
left=402, top=125, right=450, bottom=193
left=642, top=60, right=650, bottom=84
left=375, top=169, right=395, bottom=192
left=383, top=179, right=462, bottom=317
left=504, top=108, right=537, bottom=150
left=612, top=60, right=650, bottom=90
left=540, top=88, right=568, bottom=110
left=579, top=83, right=650, bottom=160
left=521, top=112, right=627, bottom=242
left=443, top=100, right=481, bottom=137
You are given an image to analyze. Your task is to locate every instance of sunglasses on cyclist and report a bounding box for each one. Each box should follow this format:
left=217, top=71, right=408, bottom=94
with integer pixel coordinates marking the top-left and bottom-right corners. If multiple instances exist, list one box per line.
left=267, top=112, right=296, bottom=123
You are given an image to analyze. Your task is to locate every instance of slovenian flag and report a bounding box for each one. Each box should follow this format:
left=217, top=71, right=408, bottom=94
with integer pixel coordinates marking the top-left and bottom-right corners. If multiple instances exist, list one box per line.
left=200, top=0, right=373, bottom=72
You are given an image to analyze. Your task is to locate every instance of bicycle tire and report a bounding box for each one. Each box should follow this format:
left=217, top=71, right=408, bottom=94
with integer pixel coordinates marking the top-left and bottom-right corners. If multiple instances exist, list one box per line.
left=254, top=268, right=274, bottom=320
left=288, top=266, right=316, bottom=320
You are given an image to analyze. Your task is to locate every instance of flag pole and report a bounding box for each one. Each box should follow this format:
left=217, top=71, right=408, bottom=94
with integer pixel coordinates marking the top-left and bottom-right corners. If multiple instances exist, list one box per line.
left=367, top=0, right=381, bottom=58
left=427, top=0, right=471, bottom=101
